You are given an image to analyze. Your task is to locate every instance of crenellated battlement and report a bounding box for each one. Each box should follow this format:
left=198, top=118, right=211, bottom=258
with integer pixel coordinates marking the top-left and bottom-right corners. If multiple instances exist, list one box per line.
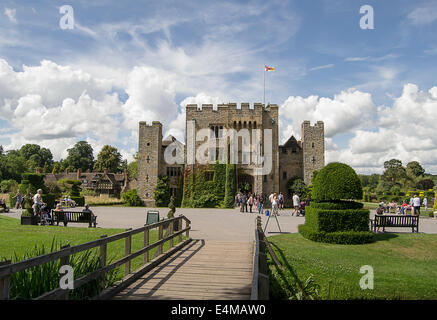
left=185, top=103, right=278, bottom=112
left=139, top=121, right=162, bottom=127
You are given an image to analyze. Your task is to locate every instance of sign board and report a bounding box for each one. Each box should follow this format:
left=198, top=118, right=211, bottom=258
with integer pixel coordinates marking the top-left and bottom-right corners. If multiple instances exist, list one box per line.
left=146, top=210, right=160, bottom=225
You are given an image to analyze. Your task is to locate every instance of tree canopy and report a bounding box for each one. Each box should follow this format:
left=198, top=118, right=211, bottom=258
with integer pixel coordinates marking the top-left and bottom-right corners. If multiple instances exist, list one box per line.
left=65, top=141, right=95, bottom=171
left=93, top=145, right=123, bottom=173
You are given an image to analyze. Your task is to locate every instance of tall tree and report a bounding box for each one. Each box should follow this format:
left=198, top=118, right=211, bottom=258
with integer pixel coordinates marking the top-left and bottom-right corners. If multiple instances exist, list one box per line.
left=406, top=161, right=425, bottom=178
left=65, top=141, right=94, bottom=171
left=382, top=159, right=406, bottom=188
left=93, top=145, right=122, bottom=173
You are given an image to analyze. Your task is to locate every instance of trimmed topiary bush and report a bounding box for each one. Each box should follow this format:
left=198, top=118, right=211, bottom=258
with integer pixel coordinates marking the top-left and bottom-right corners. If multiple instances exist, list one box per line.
left=298, top=224, right=374, bottom=245
left=299, top=162, right=372, bottom=244
left=312, top=162, right=363, bottom=202
left=122, top=189, right=143, bottom=207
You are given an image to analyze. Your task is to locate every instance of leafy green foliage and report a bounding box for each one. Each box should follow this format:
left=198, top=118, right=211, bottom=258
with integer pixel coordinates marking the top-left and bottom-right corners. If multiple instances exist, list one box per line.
left=406, top=161, right=425, bottom=177
left=312, top=162, right=363, bottom=201
left=93, top=145, right=123, bottom=173
left=287, top=176, right=308, bottom=197
left=310, top=201, right=364, bottom=210
left=305, top=206, right=370, bottom=233
left=122, top=189, right=143, bottom=207
left=181, top=165, right=221, bottom=208
left=154, top=176, right=170, bottom=207
left=416, top=179, right=434, bottom=190
left=65, top=141, right=95, bottom=172
left=0, top=179, right=18, bottom=193
left=298, top=224, right=374, bottom=244
left=224, top=163, right=236, bottom=208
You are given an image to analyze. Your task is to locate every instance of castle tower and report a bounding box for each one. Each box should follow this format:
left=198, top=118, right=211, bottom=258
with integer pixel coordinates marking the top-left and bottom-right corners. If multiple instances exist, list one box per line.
left=302, top=121, right=325, bottom=185
left=138, top=121, right=163, bottom=206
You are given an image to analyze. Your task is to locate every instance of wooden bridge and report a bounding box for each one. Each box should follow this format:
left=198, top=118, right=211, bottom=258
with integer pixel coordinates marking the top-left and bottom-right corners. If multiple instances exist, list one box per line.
left=0, top=215, right=269, bottom=300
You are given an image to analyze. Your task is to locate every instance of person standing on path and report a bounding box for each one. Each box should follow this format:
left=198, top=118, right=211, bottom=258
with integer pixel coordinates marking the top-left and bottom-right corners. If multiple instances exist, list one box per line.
left=248, top=194, right=253, bottom=213
left=412, top=194, right=421, bottom=216
left=423, top=197, right=428, bottom=211
left=242, top=193, right=248, bottom=213
left=272, top=193, right=279, bottom=216
left=15, top=191, right=23, bottom=209
left=258, top=195, right=264, bottom=215
left=292, top=193, right=300, bottom=216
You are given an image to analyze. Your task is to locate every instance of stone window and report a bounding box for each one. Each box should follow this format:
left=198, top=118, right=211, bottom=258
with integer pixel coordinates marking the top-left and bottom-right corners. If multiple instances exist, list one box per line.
left=263, top=175, right=267, bottom=182
left=147, top=142, right=150, bottom=146
left=312, top=156, right=316, bottom=163
left=146, top=175, right=149, bottom=182
left=283, top=171, right=287, bottom=179
left=312, top=142, right=315, bottom=148
left=254, top=121, right=257, bottom=129
left=292, top=148, right=296, bottom=153
left=146, top=156, right=150, bottom=163
left=282, top=148, right=287, bottom=154
left=205, top=171, right=214, bottom=181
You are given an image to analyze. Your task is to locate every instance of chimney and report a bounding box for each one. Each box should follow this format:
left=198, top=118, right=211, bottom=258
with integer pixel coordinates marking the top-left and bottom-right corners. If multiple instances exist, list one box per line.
left=104, top=168, right=108, bottom=175
left=77, top=168, right=82, bottom=180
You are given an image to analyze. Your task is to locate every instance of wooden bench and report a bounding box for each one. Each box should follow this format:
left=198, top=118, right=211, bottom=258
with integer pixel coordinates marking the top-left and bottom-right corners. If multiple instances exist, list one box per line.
left=371, top=215, right=419, bottom=233
left=51, top=210, right=96, bottom=228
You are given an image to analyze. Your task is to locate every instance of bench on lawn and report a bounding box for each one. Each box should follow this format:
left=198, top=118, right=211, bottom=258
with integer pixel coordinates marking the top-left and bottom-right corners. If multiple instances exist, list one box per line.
left=51, top=210, right=97, bottom=228
left=371, top=214, right=419, bottom=233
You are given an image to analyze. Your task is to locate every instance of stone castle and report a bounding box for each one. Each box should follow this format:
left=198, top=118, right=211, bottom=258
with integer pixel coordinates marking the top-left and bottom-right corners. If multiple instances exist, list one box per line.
left=138, top=103, right=324, bottom=206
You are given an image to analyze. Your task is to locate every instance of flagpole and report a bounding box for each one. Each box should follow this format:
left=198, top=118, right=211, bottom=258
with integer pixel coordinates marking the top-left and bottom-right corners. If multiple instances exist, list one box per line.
left=263, top=65, right=265, bottom=107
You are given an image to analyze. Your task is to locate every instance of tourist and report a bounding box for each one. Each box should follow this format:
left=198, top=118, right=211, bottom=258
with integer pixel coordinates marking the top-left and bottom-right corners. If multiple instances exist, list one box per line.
left=292, top=193, right=300, bottom=216
left=423, top=197, right=428, bottom=211
left=15, top=191, right=23, bottom=209
left=248, top=194, right=253, bottom=213
left=305, top=194, right=311, bottom=207
left=376, top=206, right=385, bottom=232
left=33, top=189, right=45, bottom=216
left=258, top=195, right=264, bottom=215
left=254, top=196, right=258, bottom=213
left=278, top=192, right=284, bottom=210
left=409, top=196, right=414, bottom=215
left=272, top=193, right=279, bottom=216
left=412, top=194, right=421, bottom=216
left=242, top=193, right=248, bottom=213
left=54, top=203, right=64, bottom=212
left=82, top=204, right=97, bottom=227
left=400, top=200, right=408, bottom=214
left=0, top=198, right=9, bottom=213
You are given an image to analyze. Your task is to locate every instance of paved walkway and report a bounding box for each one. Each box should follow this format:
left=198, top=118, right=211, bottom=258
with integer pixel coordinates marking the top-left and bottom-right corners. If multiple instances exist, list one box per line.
left=4, top=207, right=437, bottom=236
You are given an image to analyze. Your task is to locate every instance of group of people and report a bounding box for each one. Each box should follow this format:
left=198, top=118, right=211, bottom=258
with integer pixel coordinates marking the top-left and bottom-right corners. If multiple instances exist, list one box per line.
left=378, top=194, right=427, bottom=216
left=235, top=191, right=310, bottom=216
left=0, top=198, right=9, bottom=212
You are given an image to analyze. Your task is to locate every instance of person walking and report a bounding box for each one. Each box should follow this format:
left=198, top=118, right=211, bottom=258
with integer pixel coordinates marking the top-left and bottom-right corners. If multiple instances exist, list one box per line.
left=292, top=193, right=300, bottom=216
left=305, top=194, right=311, bottom=207
left=412, top=194, right=421, bottom=216
left=32, top=189, right=45, bottom=217
left=15, top=191, right=23, bottom=209
left=423, top=197, right=428, bottom=212
left=258, top=195, right=264, bottom=215
left=242, top=193, right=248, bottom=213
left=278, top=192, right=284, bottom=210
left=248, top=194, right=253, bottom=213
left=272, top=193, right=279, bottom=216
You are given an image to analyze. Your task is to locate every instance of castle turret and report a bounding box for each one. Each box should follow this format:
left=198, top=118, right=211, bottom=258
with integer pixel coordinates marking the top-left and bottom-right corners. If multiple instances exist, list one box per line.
left=138, top=121, right=163, bottom=206
left=302, top=121, right=325, bottom=185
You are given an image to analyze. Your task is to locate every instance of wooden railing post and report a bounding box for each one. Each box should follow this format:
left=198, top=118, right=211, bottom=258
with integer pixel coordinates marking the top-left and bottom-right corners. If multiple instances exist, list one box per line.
left=158, top=224, right=164, bottom=255
left=0, top=260, right=11, bottom=300
left=125, top=229, right=132, bottom=276
left=178, top=218, right=183, bottom=243
left=186, top=219, right=190, bottom=238
left=99, top=235, right=107, bottom=291
left=59, top=245, right=70, bottom=300
left=144, top=226, right=149, bottom=264
left=169, top=220, right=174, bottom=249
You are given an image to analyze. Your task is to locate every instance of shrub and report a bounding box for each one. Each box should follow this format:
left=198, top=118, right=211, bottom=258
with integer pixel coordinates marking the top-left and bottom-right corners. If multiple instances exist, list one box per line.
left=122, top=189, right=143, bottom=207
left=298, top=224, right=375, bottom=245
left=310, top=200, right=363, bottom=210
left=0, top=179, right=18, bottom=193
left=224, top=163, right=236, bottom=208
left=305, top=206, right=370, bottom=233
left=312, top=162, right=363, bottom=202
left=70, top=196, right=85, bottom=207
left=154, top=176, right=170, bottom=207
left=43, top=193, right=57, bottom=209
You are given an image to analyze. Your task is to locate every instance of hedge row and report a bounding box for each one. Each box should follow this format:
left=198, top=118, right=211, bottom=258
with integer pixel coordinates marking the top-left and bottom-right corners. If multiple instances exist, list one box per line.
left=305, top=206, right=370, bottom=233
left=310, top=201, right=363, bottom=210
left=298, top=224, right=375, bottom=245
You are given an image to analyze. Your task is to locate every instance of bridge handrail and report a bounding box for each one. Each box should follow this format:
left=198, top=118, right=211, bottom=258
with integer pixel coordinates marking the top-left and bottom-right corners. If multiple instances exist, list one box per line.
left=0, top=214, right=191, bottom=300
left=251, top=216, right=269, bottom=300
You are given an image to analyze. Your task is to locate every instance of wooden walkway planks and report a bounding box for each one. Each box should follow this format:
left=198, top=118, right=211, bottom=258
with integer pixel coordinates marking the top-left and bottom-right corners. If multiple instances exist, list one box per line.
left=112, top=240, right=254, bottom=300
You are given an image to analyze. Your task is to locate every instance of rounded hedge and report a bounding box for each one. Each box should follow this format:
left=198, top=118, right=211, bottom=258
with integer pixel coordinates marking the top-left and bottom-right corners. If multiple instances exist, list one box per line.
left=312, top=162, right=363, bottom=202
left=298, top=224, right=375, bottom=245
left=310, top=200, right=363, bottom=210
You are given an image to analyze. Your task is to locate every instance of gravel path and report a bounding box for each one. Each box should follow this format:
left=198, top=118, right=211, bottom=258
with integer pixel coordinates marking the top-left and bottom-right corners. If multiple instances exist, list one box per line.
left=4, top=207, right=437, bottom=242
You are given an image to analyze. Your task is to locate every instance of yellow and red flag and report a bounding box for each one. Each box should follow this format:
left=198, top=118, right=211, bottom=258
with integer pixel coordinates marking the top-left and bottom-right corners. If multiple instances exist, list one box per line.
left=265, top=65, right=275, bottom=72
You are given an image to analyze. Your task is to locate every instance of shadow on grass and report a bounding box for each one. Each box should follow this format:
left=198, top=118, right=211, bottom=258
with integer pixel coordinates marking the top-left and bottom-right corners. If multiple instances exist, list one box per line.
left=373, top=233, right=399, bottom=241
left=267, top=241, right=316, bottom=300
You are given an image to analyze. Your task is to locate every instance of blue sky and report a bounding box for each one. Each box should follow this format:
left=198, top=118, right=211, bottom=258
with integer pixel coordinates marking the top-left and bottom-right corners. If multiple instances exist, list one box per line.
left=1, top=0, right=437, bottom=173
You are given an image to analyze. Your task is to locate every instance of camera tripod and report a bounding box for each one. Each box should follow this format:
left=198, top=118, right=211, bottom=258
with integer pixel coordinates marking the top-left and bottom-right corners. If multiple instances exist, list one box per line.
left=263, top=208, right=282, bottom=234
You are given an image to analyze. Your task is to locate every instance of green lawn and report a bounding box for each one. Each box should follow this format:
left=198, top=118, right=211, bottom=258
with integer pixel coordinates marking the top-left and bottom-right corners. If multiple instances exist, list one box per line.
left=267, top=232, right=437, bottom=300
left=0, top=215, right=183, bottom=281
